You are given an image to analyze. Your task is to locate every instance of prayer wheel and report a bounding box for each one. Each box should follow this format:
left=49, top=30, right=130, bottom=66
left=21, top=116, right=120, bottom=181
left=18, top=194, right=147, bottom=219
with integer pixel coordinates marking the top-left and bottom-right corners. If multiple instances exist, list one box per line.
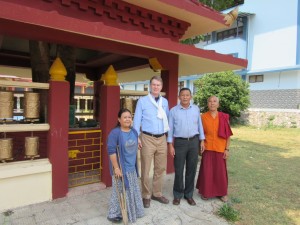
left=24, top=92, right=40, bottom=119
left=0, top=91, right=14, bottom=120
left=25, top=137, right=39, bottom=158
left=121, top=98, right=134, bottom=112
left=0, top=138, right=13, bottom=162
left=133, top=99, right=138, bottom=113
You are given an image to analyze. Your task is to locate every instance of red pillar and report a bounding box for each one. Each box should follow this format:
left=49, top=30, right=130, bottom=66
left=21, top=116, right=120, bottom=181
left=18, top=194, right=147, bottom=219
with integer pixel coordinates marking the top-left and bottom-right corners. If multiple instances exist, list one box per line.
left=160, top=54, right=179, bottom=174
left=47, top=81, right=70, bottom=199
left=97, top=85, right=120, bottom=187
left=93, top=80, right=102, bottom=120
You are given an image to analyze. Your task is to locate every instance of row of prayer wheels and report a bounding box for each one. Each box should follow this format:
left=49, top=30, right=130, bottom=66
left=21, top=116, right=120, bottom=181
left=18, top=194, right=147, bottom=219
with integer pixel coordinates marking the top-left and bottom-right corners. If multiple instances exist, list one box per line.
left=0, top=137, right=40, bottom=162
left=120, top=98, right=138, bottom=114
left=0, top=91, right=40, bottom=120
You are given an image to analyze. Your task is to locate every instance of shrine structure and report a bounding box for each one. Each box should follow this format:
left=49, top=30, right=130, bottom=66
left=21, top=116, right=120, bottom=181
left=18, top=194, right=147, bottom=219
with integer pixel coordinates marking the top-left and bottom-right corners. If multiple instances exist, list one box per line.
left=0, top=0, right=247, bottom=210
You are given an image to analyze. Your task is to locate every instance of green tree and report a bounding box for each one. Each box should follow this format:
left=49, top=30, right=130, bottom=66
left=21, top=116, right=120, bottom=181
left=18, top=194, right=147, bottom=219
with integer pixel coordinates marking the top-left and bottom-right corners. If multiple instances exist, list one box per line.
left=193, top=71, right=250, bottom=118
left=199, top=0, right=235, bottom=11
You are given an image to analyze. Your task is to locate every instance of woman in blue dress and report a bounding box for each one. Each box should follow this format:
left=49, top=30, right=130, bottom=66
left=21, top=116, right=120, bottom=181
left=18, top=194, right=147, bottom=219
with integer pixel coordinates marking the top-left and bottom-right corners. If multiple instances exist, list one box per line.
left=107, top=108, right=145, bottom=223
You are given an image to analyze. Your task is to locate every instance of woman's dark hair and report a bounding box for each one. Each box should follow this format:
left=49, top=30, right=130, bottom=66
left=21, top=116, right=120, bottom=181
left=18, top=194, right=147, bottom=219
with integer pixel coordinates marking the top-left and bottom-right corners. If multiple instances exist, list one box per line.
left=116, top=108, right=132, bottom=127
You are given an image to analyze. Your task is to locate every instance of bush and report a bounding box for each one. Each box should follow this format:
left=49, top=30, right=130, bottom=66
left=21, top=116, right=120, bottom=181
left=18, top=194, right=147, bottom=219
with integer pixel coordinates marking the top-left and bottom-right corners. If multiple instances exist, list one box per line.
left=218, top=203, right=240, bottom=222
left=193, top=71, right=250, bottom=118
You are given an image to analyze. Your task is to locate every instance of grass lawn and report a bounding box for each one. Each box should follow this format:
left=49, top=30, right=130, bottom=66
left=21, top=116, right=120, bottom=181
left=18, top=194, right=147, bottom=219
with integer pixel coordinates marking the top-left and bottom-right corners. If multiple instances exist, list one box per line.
left=228, top=126, right=300, bottom=225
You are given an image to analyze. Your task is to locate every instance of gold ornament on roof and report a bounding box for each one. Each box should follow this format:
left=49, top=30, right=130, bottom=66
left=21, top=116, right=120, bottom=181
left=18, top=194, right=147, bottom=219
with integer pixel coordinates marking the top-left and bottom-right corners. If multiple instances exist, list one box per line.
left=149, top=58, right=163, bottom=72
left=102, top=65, right=118, bottom=86
left=224, top=7, right=239, bottom=27
left=49, top=57, right=67, bottom=81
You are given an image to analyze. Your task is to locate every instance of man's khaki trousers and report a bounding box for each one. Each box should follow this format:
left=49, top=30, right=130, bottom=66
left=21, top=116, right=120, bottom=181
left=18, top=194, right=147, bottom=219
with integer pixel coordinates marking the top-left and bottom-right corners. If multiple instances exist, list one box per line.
left=140, top=133, right=167, bottom=199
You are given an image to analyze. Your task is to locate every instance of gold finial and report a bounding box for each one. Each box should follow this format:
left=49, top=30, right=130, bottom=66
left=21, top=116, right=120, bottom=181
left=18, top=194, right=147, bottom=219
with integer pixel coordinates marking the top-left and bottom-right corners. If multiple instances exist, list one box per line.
left=102, top=65, right=118, bottom=86
left=224, top=7, right=239, bottom=27
left=149, top=58, right=163, bottom=72
left=49, top=57, right=67, bottom=81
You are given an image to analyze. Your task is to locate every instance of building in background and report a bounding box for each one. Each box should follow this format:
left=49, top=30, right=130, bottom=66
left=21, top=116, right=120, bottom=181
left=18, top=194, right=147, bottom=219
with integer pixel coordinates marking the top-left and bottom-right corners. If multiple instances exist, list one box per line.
left=122, top=0, right=300, bottom=127
left=198, top=0, right=300, bottom=110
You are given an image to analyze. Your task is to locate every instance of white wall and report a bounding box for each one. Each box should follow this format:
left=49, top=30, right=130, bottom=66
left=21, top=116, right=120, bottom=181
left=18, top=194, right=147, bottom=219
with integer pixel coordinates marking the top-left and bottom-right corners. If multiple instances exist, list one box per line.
left=241, top=0, right=298, bottom=71
left=249, top=70, right=300, bottom=90
left=0, top=159, right=52, bottom=211
left=201, top=38, right=247, bottom=59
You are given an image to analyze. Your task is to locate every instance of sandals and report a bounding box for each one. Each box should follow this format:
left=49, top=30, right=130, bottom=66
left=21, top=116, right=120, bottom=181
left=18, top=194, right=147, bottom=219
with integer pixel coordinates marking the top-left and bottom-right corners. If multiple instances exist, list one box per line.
left=201, top=195, right=208, bottom=200
left=220, top=196, right=228, bottom=202
left=200, top=194, right=228, bottom=202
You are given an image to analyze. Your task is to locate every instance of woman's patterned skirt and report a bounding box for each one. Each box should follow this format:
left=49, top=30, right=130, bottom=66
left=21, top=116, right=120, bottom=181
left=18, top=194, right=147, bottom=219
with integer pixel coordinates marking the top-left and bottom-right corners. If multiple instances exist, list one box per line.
left=107, top=170, right=145, bottom=223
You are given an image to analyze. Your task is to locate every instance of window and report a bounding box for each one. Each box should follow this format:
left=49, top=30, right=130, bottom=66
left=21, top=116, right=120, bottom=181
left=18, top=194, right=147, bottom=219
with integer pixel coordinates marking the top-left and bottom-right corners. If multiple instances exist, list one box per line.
left=249, top=75, right=264, bottom=83
left=216, top=26, right=243, bottom=41
left=144, top=84, right=149, bottom=91
left=178, top=81, right=184, bottom=92
left=203, top=34, right=211, bottom=43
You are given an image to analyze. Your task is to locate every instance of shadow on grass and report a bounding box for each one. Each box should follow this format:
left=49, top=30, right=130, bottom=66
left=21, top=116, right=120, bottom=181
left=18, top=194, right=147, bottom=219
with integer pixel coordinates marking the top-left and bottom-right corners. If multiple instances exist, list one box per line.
left=228, top=138, right=300, bottom=225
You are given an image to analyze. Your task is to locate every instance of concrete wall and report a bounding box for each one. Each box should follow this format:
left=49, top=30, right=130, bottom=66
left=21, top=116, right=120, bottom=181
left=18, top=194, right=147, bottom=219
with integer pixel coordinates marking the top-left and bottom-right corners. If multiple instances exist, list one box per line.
left=250, top=89, right=300, bottom=109
left=240, top=108, right=300, bottom=128
left=0, top=159, right=52, bottom=211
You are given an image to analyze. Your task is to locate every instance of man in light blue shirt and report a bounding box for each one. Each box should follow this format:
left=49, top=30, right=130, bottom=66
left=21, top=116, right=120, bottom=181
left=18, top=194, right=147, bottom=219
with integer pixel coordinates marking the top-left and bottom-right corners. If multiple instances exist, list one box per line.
left=168, top=88, right=205, bottom=206
left=133, top=76, right=170, bottom=208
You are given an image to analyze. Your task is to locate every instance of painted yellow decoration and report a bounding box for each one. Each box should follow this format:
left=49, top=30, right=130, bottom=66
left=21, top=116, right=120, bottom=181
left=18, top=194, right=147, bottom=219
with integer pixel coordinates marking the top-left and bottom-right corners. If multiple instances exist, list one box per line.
left=49, top=57, right=67, bottom=81
left=68, top=150, right=80, bottom=159
left=224, top=7, right=239, bottom=27
left=149, top=58, right=163, bottom=72
left=102, top=65, right=118, bottom=86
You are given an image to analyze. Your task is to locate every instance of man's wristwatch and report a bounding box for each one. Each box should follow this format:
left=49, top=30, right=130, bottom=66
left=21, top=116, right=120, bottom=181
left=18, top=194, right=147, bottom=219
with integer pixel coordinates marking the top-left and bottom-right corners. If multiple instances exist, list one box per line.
left=225, top=148, right=229, bottom=151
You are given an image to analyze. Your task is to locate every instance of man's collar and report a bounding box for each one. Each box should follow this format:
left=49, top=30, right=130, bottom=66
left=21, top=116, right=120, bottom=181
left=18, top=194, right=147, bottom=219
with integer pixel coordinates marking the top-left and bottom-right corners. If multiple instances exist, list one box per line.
left=150, top=93, right=160, bottom=99
left=179, top=103, right=191, bottom=109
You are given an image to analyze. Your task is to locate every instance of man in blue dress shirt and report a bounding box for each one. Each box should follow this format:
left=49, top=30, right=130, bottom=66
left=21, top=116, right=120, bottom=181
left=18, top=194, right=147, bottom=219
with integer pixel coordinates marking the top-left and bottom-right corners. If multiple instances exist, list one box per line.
left=133, top=76, right=170, bottom=208
left=167, top=88, right=205, bottom=206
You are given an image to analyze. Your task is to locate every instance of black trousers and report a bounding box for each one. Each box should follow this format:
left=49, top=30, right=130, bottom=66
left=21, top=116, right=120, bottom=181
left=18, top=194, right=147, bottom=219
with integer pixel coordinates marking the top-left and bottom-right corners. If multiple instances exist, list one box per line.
left=173, top=137, right=199, bottom=199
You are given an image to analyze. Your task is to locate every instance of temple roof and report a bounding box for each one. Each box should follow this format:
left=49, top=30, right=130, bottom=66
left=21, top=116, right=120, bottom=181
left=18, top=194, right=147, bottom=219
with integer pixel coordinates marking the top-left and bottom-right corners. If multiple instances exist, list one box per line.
left=0, top=0, right=247, bottom=81
left=123, top=0, right=229, bottom=39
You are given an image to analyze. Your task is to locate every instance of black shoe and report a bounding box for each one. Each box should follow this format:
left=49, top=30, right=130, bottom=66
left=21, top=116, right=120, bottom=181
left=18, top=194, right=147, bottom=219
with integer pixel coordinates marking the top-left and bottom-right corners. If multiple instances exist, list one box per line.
left=107, top=216, right=122, bottom=223
left=143, top=198, right=150, bottom=208
left=173, top=198, right=181, bottom=205
left=184, top=196, right=196, bottom=206
left=151, top=195, right=169, bottom=204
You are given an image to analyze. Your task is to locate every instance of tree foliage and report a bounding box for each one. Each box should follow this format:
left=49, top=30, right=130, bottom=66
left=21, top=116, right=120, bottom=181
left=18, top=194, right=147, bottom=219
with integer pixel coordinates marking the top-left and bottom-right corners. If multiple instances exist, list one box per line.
left=180, top=36, right=204, bottom=45
left=193, top=71, right=250, bottom=118
left=198, top=0, right=235, bottom=11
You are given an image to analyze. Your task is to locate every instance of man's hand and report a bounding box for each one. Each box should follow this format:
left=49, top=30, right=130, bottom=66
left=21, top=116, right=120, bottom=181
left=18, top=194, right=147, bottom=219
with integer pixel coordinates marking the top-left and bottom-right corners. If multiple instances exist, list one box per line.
left=223, top=149, right=229, bottom=159
left=199, top=140, right=205, bottom=155
left=168, top=143, right=175, bottom=158
left=138, top=137, right=142, bottom=149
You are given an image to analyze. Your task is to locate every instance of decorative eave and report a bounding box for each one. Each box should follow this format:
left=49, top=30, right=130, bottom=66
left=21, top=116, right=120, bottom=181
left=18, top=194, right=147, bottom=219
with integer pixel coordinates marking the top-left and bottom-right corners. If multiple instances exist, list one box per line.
left=0, top=0, right=247, bottom=77
left=122, top=0, right=231, bottom=39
